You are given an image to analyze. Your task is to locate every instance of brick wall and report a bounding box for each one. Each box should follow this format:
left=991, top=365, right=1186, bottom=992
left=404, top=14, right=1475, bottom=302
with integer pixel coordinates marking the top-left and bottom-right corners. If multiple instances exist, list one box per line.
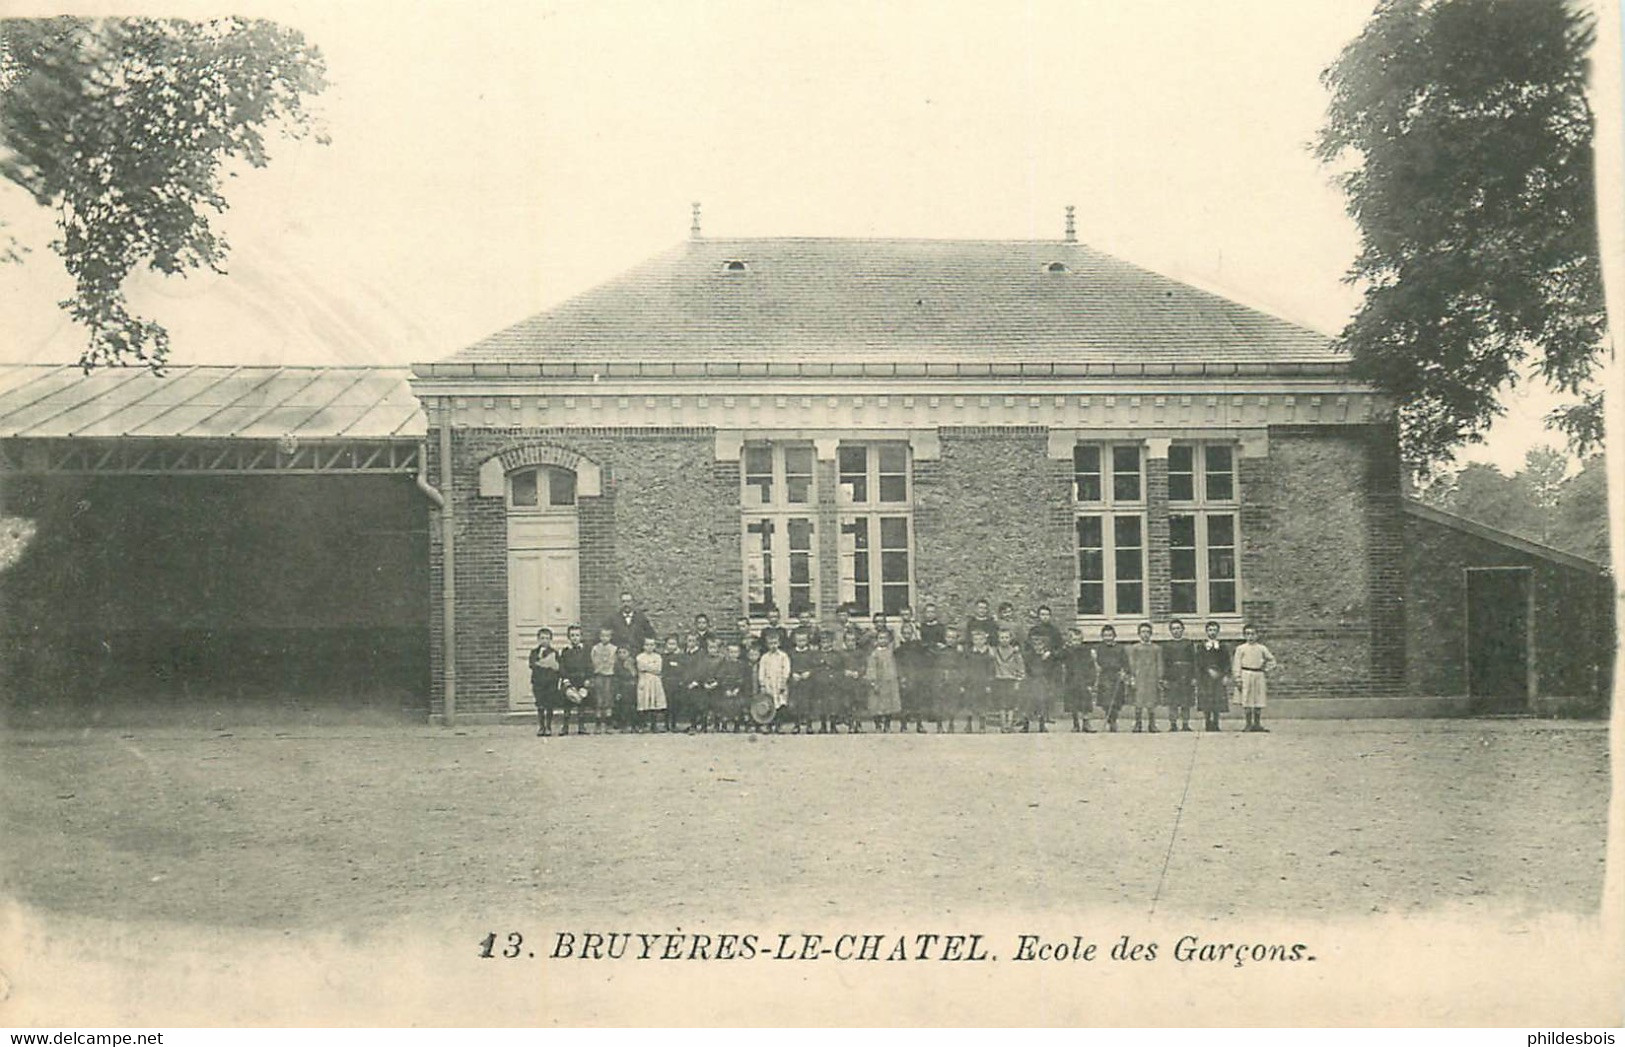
left=426, top=426, right=738, bottom=717
left=1240, top=425, right=1406, bottom=697
left=1403, top=510, right=1614, bottom=701
left=912, top=427, right=1075, bottom=626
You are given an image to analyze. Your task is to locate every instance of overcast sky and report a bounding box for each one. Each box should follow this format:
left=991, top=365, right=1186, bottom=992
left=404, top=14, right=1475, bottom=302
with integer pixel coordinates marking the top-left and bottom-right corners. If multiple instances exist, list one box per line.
left=0, top=0, right=1581, bottom=470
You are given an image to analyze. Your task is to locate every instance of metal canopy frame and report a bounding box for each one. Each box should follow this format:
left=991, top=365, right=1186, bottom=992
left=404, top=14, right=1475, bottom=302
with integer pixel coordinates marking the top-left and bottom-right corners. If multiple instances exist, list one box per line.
left=1, top=437, right=422, bottom=476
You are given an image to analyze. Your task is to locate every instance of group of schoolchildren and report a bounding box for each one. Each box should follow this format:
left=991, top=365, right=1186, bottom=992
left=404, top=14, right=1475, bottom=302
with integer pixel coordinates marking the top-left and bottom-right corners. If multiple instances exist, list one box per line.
left=529, top=593, right=1280, bottom=738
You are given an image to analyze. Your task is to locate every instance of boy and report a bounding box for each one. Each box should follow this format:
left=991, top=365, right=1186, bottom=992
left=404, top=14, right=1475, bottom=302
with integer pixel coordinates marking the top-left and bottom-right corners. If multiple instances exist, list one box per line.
left=934, top=624, right=962, bottom=732
left=558, top=624, right=593, bottom=736
left=692, top=613, right=718, bottom=653
left=1024, top=629, right=1058, bottom=732
left=1061, top=627, right=1096, bottom=732
left=1195, top=620, right=1231, bottom=732
left=756, top=629, right=792, bottom=731
left=835, top=625, right=867, bottom=732
left=1126, top=621, right=1164, bottom=733
left=895, top=621, right=929, bottom=733
left=788, top=628, right=818, bottom=734
left=918, top=602, right=947, bottom=648
left=661, top=634, right=686, bottom=733
left=759, top=606, right=791, bottom=653
left=687, top=635, right=726, bottom=733
left=529, top=627, right=562, bottom=736
left=962, top=628, right=996, bottom=733
left=735, top=615, right=758, bottom=652
left=1232, top=623, right=1278, bottom=732
left=718, top=640, right=746, bottom=732
left=1161, top=618, right=1198, bottom=733
left=964, top=599, right=998, bottom=655
left=1093, top=625, right=1129, bottom=732
left=990, top=626, right=1027, bottom=732
left=589, top=625, right=620, bottom=734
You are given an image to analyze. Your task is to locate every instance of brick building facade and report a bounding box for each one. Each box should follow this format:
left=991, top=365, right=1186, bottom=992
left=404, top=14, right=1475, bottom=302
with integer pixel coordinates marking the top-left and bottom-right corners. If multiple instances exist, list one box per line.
left=411, top=233, right=1432, bottom=721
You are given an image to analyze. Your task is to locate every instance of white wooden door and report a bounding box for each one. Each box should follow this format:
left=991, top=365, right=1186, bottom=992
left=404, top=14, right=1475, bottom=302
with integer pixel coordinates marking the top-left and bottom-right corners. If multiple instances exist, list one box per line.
left=508, top=514, right=579, bottom=710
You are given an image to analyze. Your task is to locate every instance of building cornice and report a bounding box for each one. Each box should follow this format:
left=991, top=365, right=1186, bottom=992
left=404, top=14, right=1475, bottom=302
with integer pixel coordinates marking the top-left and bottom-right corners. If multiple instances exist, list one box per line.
left=412, top=359, right=1350, bottom=382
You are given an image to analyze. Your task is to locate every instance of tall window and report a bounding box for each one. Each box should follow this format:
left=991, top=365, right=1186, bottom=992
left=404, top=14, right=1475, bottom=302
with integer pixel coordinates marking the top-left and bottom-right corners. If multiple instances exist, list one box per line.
left=1073, top=443, right=1146, bottom=617
left=837, top=442, right=913, bottom=615
left=742, top=443, right=818, bottom=617
left=1168, top=442, right=1239, bottom=616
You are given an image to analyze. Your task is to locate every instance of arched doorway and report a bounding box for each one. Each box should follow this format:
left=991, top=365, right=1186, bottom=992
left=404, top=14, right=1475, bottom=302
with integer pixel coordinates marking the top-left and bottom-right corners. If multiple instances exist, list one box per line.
left=506, top=465, right=580, bottom=711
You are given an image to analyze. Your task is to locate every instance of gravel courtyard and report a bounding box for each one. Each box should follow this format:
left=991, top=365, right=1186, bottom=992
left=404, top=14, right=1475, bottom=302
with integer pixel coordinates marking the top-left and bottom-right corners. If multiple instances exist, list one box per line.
left=0, top=717, right=1610, bottom=929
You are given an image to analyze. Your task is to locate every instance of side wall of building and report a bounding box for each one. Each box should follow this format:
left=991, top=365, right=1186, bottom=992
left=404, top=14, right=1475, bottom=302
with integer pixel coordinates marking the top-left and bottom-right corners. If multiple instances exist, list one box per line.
left=1403, top=511, right=1614, bottom=701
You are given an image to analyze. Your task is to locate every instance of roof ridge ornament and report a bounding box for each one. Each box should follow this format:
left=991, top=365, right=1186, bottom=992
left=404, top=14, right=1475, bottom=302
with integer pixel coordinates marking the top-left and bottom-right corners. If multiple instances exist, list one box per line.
left=1064, top=205, right=1076, bottom=243
left=691, top=202, right=702, bottom=239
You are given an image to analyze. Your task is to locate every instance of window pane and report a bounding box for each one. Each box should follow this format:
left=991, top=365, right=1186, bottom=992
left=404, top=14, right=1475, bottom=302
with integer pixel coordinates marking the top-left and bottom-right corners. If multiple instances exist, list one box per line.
left=1171, top=581, right=1198, bottom=615
left=1116, top=582, right=1143, bottom=615
left=882, top=584, right=910, bottom=616
left=1076, top=515, right=1103, bottom=548
left=785, top=446, right=814, bottom=504
left=878, top=445, right=907, bottom=473
left=788, top=517, right=814, bottom=551
left=1206, top=445, right=1235, bottom=502
left=838, top=445, right=868, bottom=503
left=1078, top=548, right=1104, bottom=581
left=1078, top=582, right=1105, bottom=616
left=1208, top=514, right=1235, bottom=547
left=1114, top=516, right=1143, bottom=583
left=1074, top=445, right=1102, bottom=502
left=745, top=519, right=774, bottom=616
left=878, top=475, right=907, bottom=502
left=509, top=469, right=538, bottom=507
left=1170, top=548, right=1198, bottom=579
left=744, top=445, right=773, bottom=505
left=1208, top=549, right=1236, bottom=582
left=1168, top=472, right=1195, bottom=502
left=546, top=468, right=577, bottom=506
left=879, top=517, right=908, bottom=548
left=1210, top=581, right=1237, bottom=614
left=881, top=551, right=909, bottom=584
left=840, top=517, right=870, bottom=614
left=1168, top=445, right=1195, bottom=502
left=1169, top=513, right=1196, bottom=547
left=1113, top=515, right=1142, bottom=549
left=1112, top=445, right=1142, bottom=502
left=1168, top=445, right=1194, bottom=473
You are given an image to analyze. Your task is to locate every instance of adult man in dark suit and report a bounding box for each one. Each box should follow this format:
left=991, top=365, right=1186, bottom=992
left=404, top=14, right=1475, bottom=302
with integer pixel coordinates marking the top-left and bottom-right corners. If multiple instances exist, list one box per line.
left=604, top=590, right=657, bottom=654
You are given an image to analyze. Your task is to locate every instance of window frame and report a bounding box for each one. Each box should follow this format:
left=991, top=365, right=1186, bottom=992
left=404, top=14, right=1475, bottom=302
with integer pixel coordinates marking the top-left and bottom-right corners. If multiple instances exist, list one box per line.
left=835, top=440, right=915, bottom=618
left=1166, top=440, right=1242, bottom=618
left=506, top=465, right=577, bottom=512
left=1071, top=441, right=1148, bottom=620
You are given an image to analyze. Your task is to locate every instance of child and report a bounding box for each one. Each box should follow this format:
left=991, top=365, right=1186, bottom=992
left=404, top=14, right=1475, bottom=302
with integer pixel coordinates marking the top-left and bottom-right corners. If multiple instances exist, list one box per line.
left=811, top=631, right=841, bottom=734
left=788, top=628, right=818, bottom=734
left=1093, top=625, right=1128, bottom=732
left=634, top=635, right=666, bottom=733
left=759, top=606, right=791, bottom=653
left=990, top=626, right=1027, bottom=732
left=558, top=624, right=593, bottom=736
left=1061, top=627, right=1096, bottom=732
left=661, top=634, right=686, bottom=733
left=588, top=626, right=620, bottom=734
left=918, top=602, right=947, bottom=648
left=614, top=643, right=638, bottom=731
left=995, top=603, right=1021, bottom=645
left=962, top=628, right=996, bottom=733
left=1027, top=605, right=1065, bottom=660
left=866, top=627, right=903, bottom=732
left=1161, top=618, right=1198, bottom=733
left=735, top=615, right=758, bottom=652
left=692, top=613, right=717, bottom=653
left=933, top=624, right=962, bottom=732
left=1195, top=620, right=1231, bottom=732
left=756, top=630, right=792, bottom=731
left=895, top=620, right=928, bottom=733
left=1024, top=630, right=1057, bottom=732
left=794, top=607, right=819, bottom=648
left=688, top=635, right=725, bottom=733
left=718, top=641, right=746, bottom=732
left=963, top=599, right=998, bottom=655
left=836, top=626, right=867, bottom=732
left=1127, top=621, right=1164, bottom=733
left=529, top=628, right=561, bottom=736
left=1232, top=623, right=1278, bottom=732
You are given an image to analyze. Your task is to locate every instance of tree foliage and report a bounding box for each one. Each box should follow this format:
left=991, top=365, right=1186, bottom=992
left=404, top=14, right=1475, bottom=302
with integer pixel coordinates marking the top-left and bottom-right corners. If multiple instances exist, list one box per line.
left=1418, top=446, right=1610, bottom=564
left=0, top=17, right=326, bottom=370
left=1317, top=0, right=1606, bottom=472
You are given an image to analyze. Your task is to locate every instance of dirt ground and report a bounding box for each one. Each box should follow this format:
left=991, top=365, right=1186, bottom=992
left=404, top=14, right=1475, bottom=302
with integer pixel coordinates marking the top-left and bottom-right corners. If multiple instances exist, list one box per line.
left=0, top=716, right=1609, bottom=929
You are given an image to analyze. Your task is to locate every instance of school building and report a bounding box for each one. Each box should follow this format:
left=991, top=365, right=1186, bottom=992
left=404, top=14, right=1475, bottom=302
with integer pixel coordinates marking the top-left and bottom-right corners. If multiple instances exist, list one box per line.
left=0, top=221, right=1613, bottom=721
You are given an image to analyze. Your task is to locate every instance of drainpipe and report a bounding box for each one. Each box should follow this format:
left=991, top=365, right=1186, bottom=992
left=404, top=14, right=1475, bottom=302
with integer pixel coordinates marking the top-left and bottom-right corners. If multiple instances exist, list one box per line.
left=414, top=442, right=444, bottom=508
left=437, top=421, right=457, bottom=726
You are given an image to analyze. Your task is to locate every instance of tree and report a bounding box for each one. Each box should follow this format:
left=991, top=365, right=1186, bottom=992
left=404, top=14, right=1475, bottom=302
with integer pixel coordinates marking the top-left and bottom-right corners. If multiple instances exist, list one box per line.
left=1316, top=0, right=1606, bottom=473
left=0, top=17, right=326, bottom=370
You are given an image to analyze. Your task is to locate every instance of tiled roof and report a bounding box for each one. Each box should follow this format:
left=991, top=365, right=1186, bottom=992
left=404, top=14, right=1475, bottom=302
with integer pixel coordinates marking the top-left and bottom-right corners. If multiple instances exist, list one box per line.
left=0, top=365, right=424, bottom=440
left=436, top=238, right=1339, bottom=369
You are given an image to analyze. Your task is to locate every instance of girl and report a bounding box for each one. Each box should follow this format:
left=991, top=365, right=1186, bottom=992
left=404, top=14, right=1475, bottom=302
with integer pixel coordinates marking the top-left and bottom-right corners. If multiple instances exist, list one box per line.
left=634, top=635, right=666, bottom=732
left=895, top=620, right=929, bottom=733
left=866, top=627, right=903, bottom=732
